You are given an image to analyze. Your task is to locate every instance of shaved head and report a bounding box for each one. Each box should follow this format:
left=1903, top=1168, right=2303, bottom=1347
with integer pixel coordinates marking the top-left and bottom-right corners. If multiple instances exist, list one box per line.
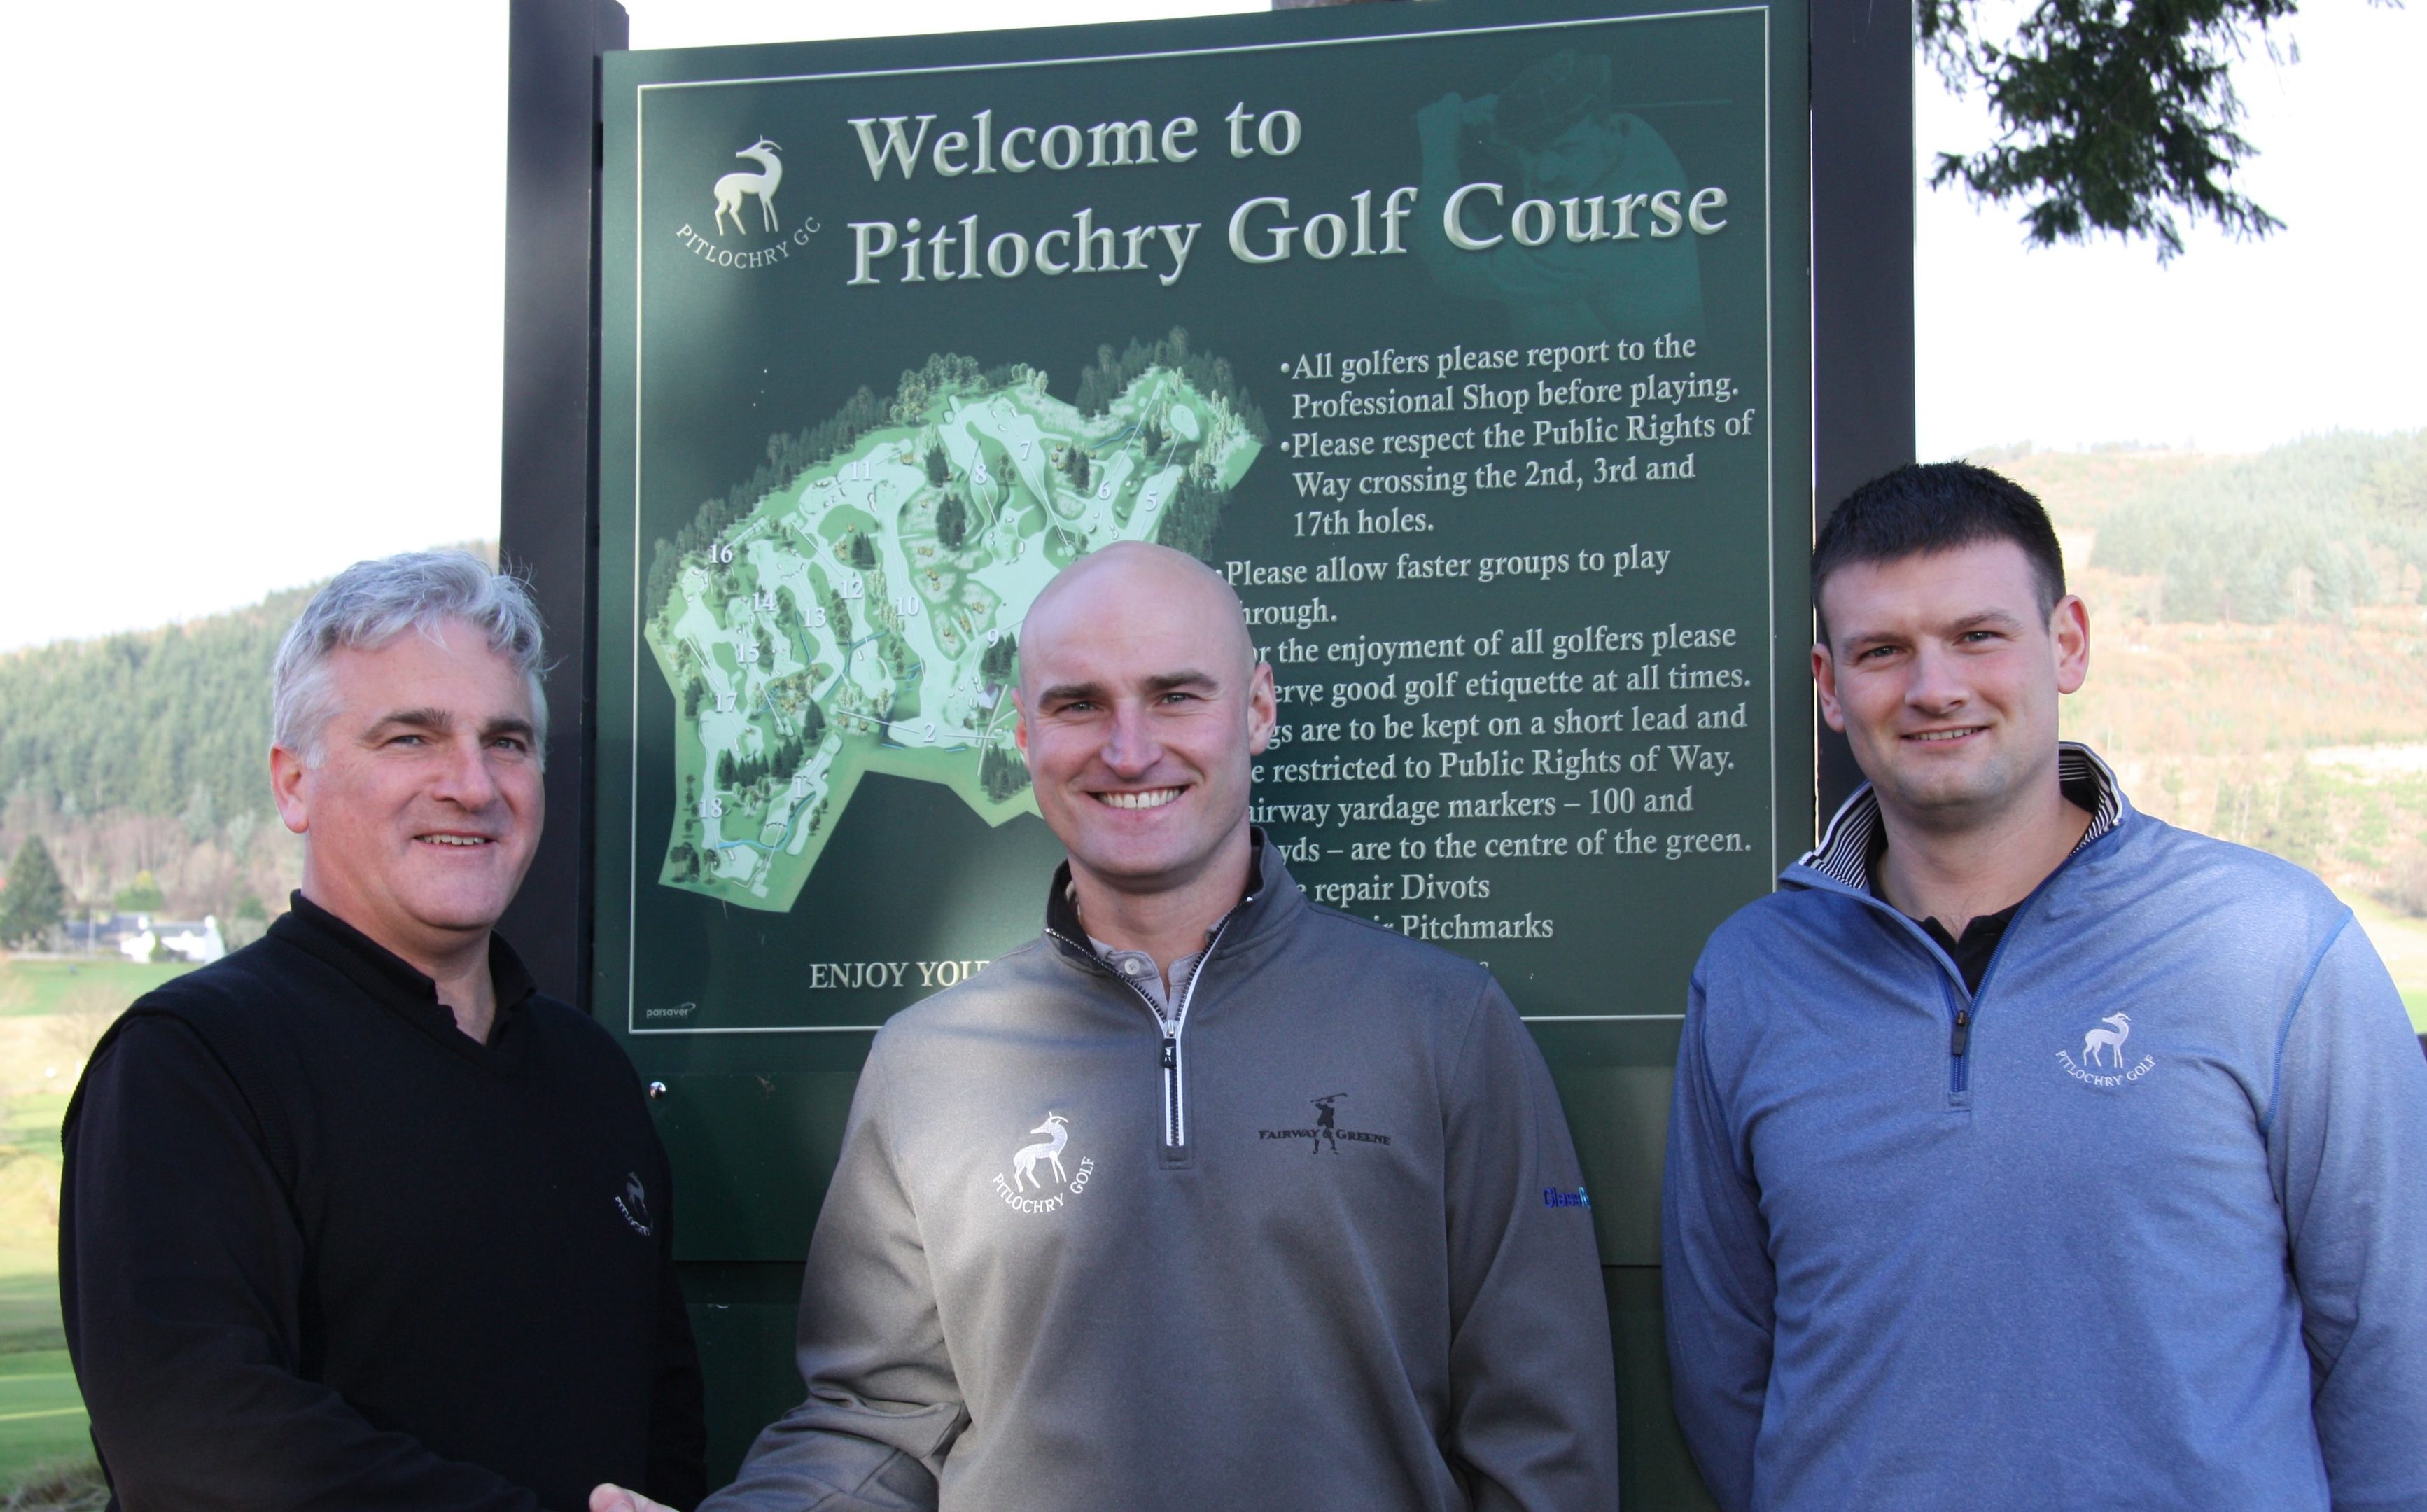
left=1012, top=540, right=1277, bottom=934
left=1019, top=542, right=1257, bottom=700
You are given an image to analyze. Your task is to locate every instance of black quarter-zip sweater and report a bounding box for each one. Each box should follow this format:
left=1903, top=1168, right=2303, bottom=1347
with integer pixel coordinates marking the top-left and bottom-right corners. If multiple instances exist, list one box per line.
left=60, top=895, right=706, bottom=1512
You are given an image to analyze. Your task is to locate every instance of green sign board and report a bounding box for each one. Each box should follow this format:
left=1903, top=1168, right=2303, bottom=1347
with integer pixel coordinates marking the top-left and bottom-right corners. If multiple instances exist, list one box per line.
left=597, top=0, right=1808, bottom=1494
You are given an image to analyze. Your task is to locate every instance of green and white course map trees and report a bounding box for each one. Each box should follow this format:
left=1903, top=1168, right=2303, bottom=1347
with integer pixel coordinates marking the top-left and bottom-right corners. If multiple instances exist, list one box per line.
left=645, top=349, right=1262, bottom=911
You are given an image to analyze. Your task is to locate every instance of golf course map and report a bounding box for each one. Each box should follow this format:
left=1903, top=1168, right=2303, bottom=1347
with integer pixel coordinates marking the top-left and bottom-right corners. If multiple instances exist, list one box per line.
left=643, top=337, right=1265, bottom=912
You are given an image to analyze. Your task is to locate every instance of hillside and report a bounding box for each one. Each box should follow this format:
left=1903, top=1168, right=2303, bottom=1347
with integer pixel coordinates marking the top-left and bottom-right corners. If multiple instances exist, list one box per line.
left=0, top=545, right=494, bottom=923
left=1989, top=436, right=2427, bottom=981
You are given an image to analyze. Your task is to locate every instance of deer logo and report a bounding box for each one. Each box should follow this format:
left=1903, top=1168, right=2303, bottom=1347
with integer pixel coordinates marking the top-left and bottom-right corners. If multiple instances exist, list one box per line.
left=615, top=1171, right=652, bottom=1236
left=2080, top=1011, right=2132, bottom=1069
left=1011, top=1112, right=1070, bottom=1191
left=713, top=138, right=783, bottom=236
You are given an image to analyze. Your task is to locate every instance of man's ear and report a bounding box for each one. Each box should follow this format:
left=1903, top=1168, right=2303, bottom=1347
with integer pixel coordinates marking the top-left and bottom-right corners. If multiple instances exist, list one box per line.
left=1012, top=691, right=1030, bottom=759
left=2050, top=595, right=2090, bottom=695
left=1245, top=658, right=1278, bottom=757
left=1812, top=642, right=1847, bottom=733
left=270, top=744, right=312, bottom=835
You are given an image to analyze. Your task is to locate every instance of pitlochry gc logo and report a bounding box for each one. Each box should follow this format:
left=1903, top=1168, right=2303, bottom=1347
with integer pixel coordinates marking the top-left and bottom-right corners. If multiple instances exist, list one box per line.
left=674, top=135, right=820, bottom=273
left=714, top=137, right=784, bottom=234
left=615, top=1171, right=653, bottom=1236
left=1259, top=1093, right=1394, bottom=1153
left=991, top=1112, right=1094, bottom=1216
left=2057, top=1010, right=2156, bottom=1088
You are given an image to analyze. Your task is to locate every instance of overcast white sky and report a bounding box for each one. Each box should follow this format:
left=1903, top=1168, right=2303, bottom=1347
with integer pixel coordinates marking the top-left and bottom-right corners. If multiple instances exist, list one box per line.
left=0, top=0, right=2416, bottom=652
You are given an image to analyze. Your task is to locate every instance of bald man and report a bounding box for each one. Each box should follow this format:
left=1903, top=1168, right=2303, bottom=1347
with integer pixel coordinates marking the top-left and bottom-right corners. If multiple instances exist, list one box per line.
left=599, top=544, right=1618, bottom=1512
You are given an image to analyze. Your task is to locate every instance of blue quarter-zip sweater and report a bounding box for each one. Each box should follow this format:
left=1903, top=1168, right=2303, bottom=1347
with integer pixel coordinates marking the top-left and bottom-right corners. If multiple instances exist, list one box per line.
left=1663, top=745, right=2427, bottom=1511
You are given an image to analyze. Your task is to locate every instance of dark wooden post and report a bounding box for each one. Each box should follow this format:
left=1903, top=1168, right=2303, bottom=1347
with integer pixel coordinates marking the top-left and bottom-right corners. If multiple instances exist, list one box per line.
left=498, top=0, right=629, bottom=1006
left=1809, top=0, right=1917, bottom=818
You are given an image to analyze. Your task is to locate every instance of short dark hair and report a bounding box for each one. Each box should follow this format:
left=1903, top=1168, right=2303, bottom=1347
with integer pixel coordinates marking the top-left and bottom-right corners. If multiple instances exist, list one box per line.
left=1811, top=462, right=2066, bottom=640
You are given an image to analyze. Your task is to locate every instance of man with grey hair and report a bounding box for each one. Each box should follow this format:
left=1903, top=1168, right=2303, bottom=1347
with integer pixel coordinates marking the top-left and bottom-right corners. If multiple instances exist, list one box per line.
left=63, top=551, right=705, bottom=1511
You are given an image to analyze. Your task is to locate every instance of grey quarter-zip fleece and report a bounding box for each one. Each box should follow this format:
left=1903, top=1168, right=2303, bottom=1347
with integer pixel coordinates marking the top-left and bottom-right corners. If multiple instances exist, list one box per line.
left=704, top=837, right=1619, bottom=1512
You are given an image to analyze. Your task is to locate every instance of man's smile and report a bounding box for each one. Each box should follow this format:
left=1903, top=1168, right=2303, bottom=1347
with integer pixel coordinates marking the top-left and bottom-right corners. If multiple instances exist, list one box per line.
left=1094, top=788, right=1186, bottom=811
left=1904, top=727, right=1987, bottom=743
left=416, top=832, right=500, bottom=847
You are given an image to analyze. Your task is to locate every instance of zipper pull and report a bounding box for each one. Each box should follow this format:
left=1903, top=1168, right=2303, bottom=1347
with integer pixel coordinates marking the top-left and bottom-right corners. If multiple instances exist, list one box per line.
left=1160, top=1039, right=1177, bottom=1070
left=1950, top=1007, right=1971, bottom=1059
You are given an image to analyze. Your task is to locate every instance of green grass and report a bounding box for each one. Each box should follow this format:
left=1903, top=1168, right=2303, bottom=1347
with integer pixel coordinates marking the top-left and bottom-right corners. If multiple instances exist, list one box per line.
left=2407, top=990, right=2426, bottom=1034
left=0, top=1104, right=67, bottom=1169
left=0, top=1135, right=86, bottom=1496
left=0, top=1348, right=87, bottom=1484
left=0, top=961, right=191, bottom=1018
left=0, top=1273, right=64, bottom=1361
left=0, top=972, right=103, bottom=1506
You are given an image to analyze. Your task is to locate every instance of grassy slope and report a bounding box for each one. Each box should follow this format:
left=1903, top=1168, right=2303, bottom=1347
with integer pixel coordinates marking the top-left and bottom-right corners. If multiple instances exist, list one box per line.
left=0, top=1247, right=80, bottom=1483
left=0, top=1349, right=83, bottom=1485
left=2350, top=897, right=2427, bottom=1033
left=0, top=960, right=188, bottom=1490
left=0, top=963, right=188, bottom=1021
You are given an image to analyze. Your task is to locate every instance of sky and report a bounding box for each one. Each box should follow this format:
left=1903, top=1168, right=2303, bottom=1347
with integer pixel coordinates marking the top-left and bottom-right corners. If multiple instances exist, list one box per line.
left=1912, top=0, right=2426, bottom=455
left=0, top=0, right=2416, bottom=653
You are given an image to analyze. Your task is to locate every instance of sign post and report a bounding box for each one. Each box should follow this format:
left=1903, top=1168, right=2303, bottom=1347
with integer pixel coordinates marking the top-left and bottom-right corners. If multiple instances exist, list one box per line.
left=500, top=0, right=1909, bottom=1497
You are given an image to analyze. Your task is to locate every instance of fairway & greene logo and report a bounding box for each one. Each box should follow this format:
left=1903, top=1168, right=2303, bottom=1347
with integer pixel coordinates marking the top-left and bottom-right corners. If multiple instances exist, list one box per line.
left=1259, top=1092, right=1394, bottom=1153
left=2057, top=1010, right=2155, bottom=1088
left=991, top=1112, right=1094, bottom=1215
left=675, top=135, right=820, bottom=272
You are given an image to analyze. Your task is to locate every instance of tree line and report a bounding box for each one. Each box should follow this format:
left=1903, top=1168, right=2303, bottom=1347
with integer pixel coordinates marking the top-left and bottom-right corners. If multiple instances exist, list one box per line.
left=2092, top=431, right=2427, bottom=624
left=0, top=585, right=314, bottom=825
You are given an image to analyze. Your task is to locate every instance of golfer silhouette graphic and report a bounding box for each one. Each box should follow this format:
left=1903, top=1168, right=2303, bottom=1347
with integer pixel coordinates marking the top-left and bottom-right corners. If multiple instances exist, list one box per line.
left=1312, top=1094, right=1344, bottom=1155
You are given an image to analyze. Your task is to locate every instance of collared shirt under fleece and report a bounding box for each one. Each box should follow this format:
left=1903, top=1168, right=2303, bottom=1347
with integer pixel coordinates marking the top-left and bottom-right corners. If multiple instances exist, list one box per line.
left=703, top=836, right=1620, bottom=1512
left=1662, top=743, right=2427, bottom=1511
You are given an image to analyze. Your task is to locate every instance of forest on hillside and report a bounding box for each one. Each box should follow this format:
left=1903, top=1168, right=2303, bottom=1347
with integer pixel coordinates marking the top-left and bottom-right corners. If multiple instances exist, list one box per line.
left=0, top=589, right=310, bottom=829
left=0, top=587, right=312, bottom=924
left=0, top=546, right=494, bottom=926
left=2090, top=430, right=2427, bottom=623
left=1997, top=433, right=2427, bottom=927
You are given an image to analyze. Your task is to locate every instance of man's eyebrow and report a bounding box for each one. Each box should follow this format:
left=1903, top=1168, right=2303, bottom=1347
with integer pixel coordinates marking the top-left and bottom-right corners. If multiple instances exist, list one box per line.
left=1833, top=626, right=1904, bottom=650
left=368, top=707, right=456, bottom=733
left=1035, top=680, right=1107, bottom=706
left=1035, top=671, right=1219, bottom=704
left=1838, top=609, right=2027, bottom=648
left=364, top=710, right=537, bottom=742
left=1143, top=669, right=1220, bottom=694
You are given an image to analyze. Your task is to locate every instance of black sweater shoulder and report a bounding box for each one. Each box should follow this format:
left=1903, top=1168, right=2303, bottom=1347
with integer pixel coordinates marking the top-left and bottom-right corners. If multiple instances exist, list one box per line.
left=64, top=925, right=705, bottom=1512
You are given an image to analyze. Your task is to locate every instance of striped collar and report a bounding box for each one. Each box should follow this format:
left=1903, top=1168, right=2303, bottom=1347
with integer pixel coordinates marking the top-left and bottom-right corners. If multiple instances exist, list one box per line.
left=1795, top=741, right=2127, bottom=893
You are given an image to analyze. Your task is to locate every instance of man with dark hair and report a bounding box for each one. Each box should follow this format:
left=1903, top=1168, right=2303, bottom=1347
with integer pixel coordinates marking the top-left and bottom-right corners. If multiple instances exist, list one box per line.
left=63, top=552, right=705, bottom=1511
left=1806, top=461, right=2066, bottom=636
left=1663, top=463, right=2427, bottom=1510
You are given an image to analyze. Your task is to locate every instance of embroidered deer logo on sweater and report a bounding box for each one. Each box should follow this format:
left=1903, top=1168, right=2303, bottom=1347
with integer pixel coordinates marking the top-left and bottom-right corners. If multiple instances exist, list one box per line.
left=1012, top=1113, right=1069, bottom=1191
left=2080, top=1012, right=2132, bottom=1069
